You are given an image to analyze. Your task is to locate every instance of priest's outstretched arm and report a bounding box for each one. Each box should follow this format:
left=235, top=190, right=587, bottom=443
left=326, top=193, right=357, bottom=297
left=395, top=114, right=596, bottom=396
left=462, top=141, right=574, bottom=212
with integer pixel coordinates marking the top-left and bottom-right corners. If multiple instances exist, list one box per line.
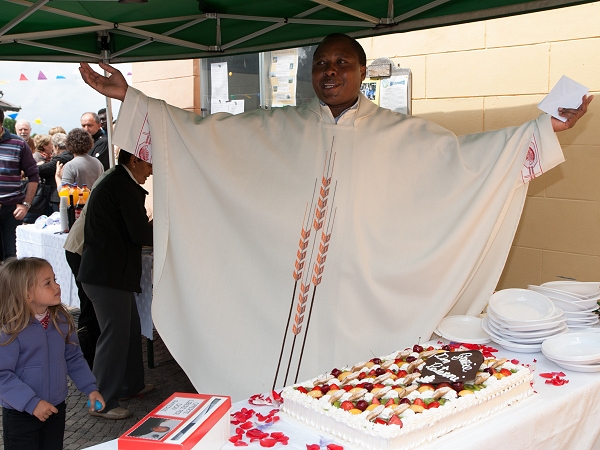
left=81, top=62, right=592, bottom=134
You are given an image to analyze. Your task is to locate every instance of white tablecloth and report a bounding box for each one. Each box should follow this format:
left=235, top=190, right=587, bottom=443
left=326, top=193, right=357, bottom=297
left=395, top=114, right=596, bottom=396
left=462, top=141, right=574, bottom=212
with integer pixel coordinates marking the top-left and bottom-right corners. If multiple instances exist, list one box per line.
left=16, top=224, right=154, bottom=340
left=16, top=224, right=78, bottom=307
left=84, top=345, right=600, bottom=450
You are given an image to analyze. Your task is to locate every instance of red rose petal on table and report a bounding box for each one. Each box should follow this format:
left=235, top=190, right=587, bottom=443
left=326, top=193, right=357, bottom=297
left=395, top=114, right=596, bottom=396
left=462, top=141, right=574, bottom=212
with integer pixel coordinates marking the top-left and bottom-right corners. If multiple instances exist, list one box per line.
left=271, top=390, right=283, bottom=403
left=247, top=429, right=269, bottom=440
left=231, top=408, right=255, bottom=424
left=230, top=435, right=243, bottom=443
left=307, top=445, right=320, bottom=450
left=234, top=441, right=249, bottom=447
left=235, top=427, right=244, bottom=435
left=270, top=432, right=285, bottom=439
left=327, top=444, right=344, bottom=450
left=240, top=421, right=253, bottom=430
left=260, top=438, right=277, bottom=447
left=540, top=372, right=568, bottom=379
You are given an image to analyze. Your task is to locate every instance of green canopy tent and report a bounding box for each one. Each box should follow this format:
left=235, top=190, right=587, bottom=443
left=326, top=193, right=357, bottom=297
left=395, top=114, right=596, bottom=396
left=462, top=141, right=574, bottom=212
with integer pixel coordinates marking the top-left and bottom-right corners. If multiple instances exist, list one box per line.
left=1, top=0, right=595, bottom=161
left=1, top=0, right=594, bottom=163
left=0, top=0, right=596, bottom=63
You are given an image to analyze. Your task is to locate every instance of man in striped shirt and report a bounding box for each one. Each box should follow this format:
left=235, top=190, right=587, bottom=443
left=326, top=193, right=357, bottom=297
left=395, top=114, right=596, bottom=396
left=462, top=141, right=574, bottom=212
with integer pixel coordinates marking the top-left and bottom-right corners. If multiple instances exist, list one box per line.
left=0, top=108, right=39, bottom=261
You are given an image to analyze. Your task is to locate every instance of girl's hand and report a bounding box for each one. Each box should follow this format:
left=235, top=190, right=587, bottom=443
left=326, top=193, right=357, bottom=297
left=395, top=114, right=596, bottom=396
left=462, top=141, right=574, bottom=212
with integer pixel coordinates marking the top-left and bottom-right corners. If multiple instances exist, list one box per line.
left=33, top=399, right=58, bottom=422
left=88, top=391, right=106, bottom=412
left=55, top=162, right=64, bottom=177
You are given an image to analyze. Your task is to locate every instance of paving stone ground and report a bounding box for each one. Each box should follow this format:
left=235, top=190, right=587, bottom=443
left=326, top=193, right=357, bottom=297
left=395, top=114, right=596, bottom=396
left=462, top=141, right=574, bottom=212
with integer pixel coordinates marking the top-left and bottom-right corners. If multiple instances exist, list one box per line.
left=0, top=308, right=197, bottom=449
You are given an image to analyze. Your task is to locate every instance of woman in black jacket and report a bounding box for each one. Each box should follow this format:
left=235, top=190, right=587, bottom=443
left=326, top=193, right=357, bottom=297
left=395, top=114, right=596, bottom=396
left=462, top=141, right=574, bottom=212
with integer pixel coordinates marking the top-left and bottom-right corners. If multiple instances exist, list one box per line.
left=79, top=149, right=153, bottom=420
left=37, top=133, right=73, bottom=212
left=23, top=133, right=73, bottom=223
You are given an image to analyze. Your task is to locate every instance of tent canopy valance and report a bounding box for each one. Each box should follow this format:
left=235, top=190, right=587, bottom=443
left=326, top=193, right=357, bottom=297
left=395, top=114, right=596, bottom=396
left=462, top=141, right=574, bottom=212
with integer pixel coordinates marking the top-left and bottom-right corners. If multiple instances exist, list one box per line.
left=0, top=0, right=595, bottom=63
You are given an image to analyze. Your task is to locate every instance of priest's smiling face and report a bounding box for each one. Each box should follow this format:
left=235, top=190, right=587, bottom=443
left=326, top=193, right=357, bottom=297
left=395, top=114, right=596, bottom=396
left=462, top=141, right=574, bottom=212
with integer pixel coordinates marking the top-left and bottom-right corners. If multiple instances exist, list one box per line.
left=312, top=34, right=367, bottom=119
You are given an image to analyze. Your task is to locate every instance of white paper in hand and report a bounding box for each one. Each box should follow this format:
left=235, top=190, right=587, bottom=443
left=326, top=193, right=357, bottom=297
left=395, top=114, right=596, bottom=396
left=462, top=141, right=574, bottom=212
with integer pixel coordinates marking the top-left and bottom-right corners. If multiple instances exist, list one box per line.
left=538, top=76, right=589, bottom=122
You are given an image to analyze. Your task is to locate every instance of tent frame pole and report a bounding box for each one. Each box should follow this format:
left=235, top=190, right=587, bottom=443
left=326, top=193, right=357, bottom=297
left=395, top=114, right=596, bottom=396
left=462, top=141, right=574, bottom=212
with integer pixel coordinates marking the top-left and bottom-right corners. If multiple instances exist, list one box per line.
left=0, top=0, right=48, bottom=37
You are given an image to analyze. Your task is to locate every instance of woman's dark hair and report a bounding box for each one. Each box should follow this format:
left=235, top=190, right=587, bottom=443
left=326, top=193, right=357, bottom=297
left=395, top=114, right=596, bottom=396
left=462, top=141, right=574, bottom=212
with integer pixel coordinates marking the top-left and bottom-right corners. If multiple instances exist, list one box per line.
left=117, top=149, right=134, bottom=166
left=66, top=128, right=94, bottom=156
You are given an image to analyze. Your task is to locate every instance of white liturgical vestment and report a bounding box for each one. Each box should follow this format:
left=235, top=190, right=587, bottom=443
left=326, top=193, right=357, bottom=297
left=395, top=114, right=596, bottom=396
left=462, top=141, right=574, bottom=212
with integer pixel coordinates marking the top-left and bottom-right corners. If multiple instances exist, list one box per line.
left=114, top=89, right=563, bottom=400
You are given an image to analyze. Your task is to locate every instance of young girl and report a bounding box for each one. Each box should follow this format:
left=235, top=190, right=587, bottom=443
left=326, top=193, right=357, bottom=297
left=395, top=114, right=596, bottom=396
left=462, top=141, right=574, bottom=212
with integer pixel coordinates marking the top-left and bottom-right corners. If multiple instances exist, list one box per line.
left=0, top=257, right=105, bottom=450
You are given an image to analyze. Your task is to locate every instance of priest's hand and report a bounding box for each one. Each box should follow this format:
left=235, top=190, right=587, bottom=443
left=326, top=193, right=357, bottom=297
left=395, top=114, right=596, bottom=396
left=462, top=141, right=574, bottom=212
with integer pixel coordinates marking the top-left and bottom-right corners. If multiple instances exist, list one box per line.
left=551, top=94, right=593, bottom=132
left=79, top=62, right=128, bottom=101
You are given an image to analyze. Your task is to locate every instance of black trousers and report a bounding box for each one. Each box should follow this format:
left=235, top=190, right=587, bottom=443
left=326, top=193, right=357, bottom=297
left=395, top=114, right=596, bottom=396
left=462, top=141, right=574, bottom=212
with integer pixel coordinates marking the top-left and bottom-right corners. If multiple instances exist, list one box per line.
left=2, top=402, right=66, bottom=450
left=65, top=250, right=100, bottom=369
left=82, top=283, right=145, bottom=411
left=0, top=204, right=21, bottom=261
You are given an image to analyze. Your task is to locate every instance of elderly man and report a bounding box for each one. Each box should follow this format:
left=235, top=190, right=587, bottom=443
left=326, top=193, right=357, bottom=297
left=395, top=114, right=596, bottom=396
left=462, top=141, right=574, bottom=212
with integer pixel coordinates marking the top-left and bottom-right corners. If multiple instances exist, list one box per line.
left=15, top=119, right=34, bottom=152
left=0, top=109, right=39, bottom=260
left=79, top=33, right=591, bottom=400
left=81, top=112, right=109, bottom=170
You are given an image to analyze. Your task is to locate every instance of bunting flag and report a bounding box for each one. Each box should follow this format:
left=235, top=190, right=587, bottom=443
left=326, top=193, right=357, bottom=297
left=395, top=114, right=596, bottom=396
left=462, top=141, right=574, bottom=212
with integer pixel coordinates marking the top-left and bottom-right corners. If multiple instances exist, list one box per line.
left=127, top=72, right=132, bottom=76
left=0, top=80, right=8, bottom=84
left=56, top=75, right=66, bottom=79
left=7, top=113, right=18, bottom=120
left=37, top=71, right=47, bottom=80
left=34, top=118, right=42, bottom=125
left=19, top=74, right=28, bottom=81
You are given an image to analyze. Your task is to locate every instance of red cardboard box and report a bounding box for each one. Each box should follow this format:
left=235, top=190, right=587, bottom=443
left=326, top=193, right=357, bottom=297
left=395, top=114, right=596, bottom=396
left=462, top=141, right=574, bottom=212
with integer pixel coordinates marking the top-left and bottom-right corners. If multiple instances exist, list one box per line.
left=118, top=393, right=231, bottom=450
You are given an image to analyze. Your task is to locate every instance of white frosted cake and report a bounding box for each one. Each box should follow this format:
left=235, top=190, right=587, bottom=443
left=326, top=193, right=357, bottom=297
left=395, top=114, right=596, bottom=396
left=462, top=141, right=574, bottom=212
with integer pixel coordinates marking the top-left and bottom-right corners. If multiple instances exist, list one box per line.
left=281, top=345, right=533, bottom=450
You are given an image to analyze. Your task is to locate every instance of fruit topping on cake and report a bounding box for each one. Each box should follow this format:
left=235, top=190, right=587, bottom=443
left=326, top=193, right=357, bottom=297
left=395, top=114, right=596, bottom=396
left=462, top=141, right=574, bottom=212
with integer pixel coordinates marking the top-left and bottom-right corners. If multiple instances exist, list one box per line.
left=288, top=345, right=523, bottom=426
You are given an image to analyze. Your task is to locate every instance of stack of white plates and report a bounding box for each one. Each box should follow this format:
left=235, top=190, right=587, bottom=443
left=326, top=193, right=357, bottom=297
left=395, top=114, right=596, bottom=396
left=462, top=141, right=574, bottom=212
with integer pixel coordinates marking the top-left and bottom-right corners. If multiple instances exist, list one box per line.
left=541, top=332, right=600, bottom=372
left=481, top=288, right=567, bottom=353
left=435, top=315, right=491, bottom=344
left=528, top=281, right=600, bottom=330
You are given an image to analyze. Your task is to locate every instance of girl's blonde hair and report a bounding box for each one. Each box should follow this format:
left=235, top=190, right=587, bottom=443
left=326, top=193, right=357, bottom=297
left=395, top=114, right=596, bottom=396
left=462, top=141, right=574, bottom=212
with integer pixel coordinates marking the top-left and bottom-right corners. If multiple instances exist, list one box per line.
left=0, top=257, right=76, bottom=346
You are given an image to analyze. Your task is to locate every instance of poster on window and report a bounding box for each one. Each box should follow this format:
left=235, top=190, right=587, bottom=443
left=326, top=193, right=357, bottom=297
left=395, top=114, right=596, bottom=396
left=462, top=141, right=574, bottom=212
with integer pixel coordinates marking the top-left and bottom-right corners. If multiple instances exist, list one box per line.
left=270, top=49, right=298, bottom=107
left=379, top=75, right=409, bottom=114
left=210, top=62, right=229, bottom=101
left=360, top=79, right=379, bottom=104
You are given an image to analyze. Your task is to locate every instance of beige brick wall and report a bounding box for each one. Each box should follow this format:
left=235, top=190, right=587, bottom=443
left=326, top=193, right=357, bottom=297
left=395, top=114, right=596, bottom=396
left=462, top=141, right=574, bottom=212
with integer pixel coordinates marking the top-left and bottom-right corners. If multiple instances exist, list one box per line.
left=359, top=2, right=600, bottom=288
left=130, top=59, right=201, bottom=217
left=131, top=59, right=200, bottom=113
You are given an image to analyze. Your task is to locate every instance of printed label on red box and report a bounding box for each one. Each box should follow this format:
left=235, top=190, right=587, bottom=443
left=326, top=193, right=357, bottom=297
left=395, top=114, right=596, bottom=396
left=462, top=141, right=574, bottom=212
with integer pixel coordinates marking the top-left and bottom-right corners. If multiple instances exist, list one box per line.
left=157, top=397, right=206, bottom=418
left=118, top=393, right=231, bottom=450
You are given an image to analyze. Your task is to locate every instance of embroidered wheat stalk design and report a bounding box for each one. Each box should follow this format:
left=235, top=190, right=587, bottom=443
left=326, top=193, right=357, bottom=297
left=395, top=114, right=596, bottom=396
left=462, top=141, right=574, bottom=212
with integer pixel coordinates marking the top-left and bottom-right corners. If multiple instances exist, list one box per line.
left=273, top=141, right=337, bottom=389
left=272, top=194, right=315, bottom=390
left=295, top=186, right=336, bottom=383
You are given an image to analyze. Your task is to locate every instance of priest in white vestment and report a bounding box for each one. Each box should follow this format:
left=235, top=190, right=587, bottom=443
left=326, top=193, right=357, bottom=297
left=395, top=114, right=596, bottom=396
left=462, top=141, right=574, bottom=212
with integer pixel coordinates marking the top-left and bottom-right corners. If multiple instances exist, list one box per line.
left=80, top=34, right=592, bottom=401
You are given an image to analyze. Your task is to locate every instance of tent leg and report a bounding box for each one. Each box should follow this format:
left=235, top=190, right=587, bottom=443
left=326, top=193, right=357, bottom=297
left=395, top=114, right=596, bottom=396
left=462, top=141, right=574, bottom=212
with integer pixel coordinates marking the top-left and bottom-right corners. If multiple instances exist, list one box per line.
left=104, top=90, right=115, bottom=167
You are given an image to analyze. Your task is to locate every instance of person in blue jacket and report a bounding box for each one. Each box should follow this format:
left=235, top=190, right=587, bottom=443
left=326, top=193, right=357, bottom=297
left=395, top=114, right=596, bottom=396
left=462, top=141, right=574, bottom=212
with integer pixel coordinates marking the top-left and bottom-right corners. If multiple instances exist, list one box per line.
left=0, top=257, right=105, bottom=450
